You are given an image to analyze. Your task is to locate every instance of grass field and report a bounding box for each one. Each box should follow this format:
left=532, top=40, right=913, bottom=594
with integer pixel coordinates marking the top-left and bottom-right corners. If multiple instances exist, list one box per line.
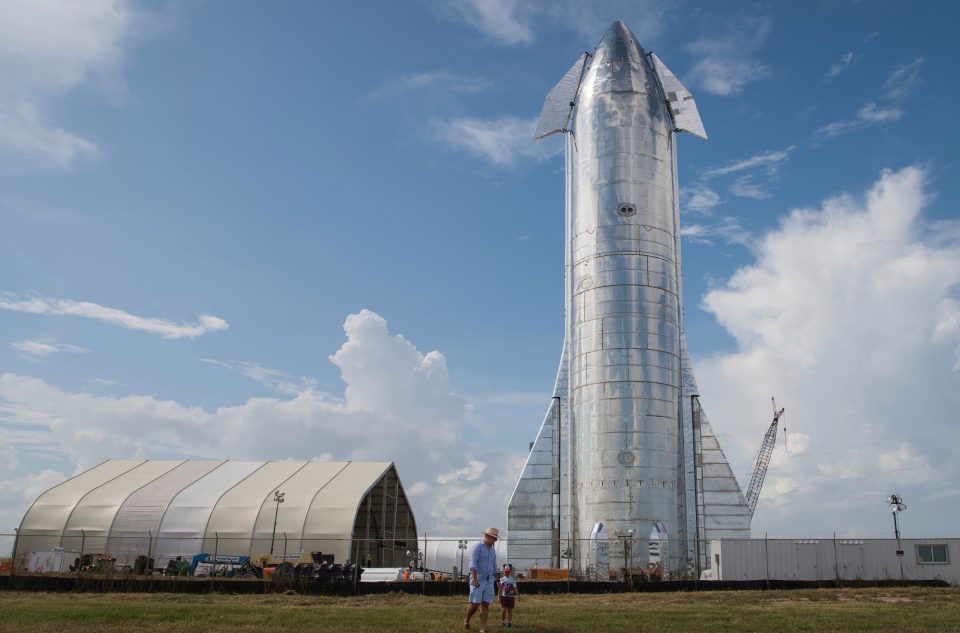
left=1, top=587, right=958, bottom=632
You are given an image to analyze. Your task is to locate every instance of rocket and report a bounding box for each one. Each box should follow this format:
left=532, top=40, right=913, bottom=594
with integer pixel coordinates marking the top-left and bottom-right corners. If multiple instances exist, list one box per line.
left=508, top=21, right=751, bottom=577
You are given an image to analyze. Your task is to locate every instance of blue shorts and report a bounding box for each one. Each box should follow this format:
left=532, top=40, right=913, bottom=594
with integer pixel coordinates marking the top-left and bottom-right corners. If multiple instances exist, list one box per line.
left=468, top=576, right=496, bottom=604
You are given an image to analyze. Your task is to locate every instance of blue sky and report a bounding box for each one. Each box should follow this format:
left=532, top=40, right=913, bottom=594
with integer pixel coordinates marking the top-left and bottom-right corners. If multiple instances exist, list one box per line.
left=1, top=0, right=958, bottom=539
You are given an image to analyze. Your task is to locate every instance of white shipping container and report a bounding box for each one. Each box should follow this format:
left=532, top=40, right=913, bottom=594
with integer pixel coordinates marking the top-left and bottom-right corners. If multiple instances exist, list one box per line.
left=703, top=538, right=959, bottom=585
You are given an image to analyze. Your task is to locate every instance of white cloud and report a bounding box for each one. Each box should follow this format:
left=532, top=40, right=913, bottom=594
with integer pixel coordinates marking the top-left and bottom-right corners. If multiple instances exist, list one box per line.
left=432, top=115, right=562, bottom=167
left=682, top=184, right=722, bottom=214
left=434, top=0, right=664, bottom=47
left=0, top=468, right=67, bottom=528
left=86, top=378, right=126, bottom=388
left=884, top=56, right=924, bottom=101
left=0, top=440, right=18, bottom=475
left=0, top=99, right=98, bottom=168
left=815, top=57, right=921, bottom=141
left=690, top=147, right=792, bottom=212
left=815, top=102, right=904, bottom=138
left=681, top=216, right=751, bottom=247
left=703, top=146, right=794, bottom=179
left=0, top=293, right=229, bottom=340
left=687, top=14, right=772, bottom=96
left=366, top=71, right=492, bottom=102
left=0, top=0, right=138, bottom=167
left=11, top=340, right=89, bottom=359
left=0, top=309, right=521, bottom=533
left=437, top=459, right=486, bottom=484
left=694, top=166, right=960, bottom=533
left=201, top=359, right=316, bottom=396
left=826, top=52, right=856, bottom=79
left=439, top=0, right=536, bottom=45
left=729, top=175, right=771, bottom=200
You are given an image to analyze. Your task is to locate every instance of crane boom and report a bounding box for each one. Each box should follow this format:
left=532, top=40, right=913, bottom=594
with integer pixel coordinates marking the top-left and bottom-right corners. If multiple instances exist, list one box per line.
left=745, top=398, right=785, bottom=518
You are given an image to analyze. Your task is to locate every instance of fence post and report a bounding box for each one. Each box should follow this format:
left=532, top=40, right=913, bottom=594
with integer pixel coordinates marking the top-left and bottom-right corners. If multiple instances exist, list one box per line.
left=422, top=533, right=426, bottom=595
left=833, top=533, right=840, bottom=583
left=214, top=533, right=219, bottom=568
left=764, top=533, right=770, bottom=589
left=9, top=528, right=19, bottom=579
left=78, top=530, right=86, bottom=583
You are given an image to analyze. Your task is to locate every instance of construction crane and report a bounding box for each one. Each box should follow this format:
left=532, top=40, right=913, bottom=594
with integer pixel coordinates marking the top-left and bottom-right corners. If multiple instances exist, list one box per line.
left=744, top=398, right=786, bottom=518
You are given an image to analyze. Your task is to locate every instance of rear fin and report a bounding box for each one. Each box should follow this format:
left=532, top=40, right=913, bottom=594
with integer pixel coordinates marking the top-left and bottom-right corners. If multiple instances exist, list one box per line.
left=650, top=52, right=707, bottom=140
left=534, top=53, right=590, bottom=140
left=508, top=338, right=568, bottom=570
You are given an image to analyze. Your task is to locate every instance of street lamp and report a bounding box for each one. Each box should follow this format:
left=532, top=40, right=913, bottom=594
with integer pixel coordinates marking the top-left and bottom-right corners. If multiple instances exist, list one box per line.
left=270, top=490, right=285, bottom=556
left=887, top=494, right=906, bottom=541
left=457, top=539, right=469, bottom=580
left=887, top=493, right=907, bottom=580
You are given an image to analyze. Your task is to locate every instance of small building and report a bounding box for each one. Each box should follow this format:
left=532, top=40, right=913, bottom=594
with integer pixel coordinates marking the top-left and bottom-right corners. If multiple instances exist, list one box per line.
left=704, top=537, right=960, bottom=584
left=14, top=459, right=417, bottom=570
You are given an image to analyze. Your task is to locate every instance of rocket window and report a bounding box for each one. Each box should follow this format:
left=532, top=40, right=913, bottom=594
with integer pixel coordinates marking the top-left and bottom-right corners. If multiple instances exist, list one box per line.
left=618, top=204, right=637, bottom=217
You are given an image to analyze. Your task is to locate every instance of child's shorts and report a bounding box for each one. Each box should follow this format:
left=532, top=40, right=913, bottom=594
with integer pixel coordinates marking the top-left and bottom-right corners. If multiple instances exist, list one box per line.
left=499, top=596, right=515, bottom=609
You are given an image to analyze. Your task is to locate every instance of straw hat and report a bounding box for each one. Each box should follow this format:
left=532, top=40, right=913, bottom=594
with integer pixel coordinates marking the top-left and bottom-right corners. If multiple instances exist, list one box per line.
left=484, top=527, right=500, bottom=539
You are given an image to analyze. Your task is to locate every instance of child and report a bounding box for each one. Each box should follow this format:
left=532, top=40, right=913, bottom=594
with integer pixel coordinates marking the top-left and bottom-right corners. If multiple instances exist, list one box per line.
left=498, top=563, right=519, bottom=627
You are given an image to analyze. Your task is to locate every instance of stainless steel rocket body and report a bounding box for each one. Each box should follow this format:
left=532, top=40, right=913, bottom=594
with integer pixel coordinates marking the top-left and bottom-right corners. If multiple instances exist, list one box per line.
left=507, top=21, right=751, bottom=578
left=567, top=24, right=683, bottom=556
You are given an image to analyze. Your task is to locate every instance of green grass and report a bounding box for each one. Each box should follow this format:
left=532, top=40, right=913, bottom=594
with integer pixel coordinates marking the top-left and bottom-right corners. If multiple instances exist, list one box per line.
left=1, top=587, right=958, bottom=632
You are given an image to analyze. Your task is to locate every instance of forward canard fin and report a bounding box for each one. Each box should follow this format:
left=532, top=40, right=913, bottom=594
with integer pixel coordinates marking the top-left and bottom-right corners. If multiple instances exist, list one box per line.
left=650, top=52, right=708, bottom=140
left=534, top=53, right=590, bottom=140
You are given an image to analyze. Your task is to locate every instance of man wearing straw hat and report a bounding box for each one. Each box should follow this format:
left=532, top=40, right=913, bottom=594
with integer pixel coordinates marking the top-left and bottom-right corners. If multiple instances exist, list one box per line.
left=463, top=527, right=499, bottom=632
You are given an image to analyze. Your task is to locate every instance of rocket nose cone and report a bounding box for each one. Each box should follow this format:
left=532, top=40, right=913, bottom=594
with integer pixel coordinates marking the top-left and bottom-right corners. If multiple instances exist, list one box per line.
left=595, top=21, right=645, bottom=64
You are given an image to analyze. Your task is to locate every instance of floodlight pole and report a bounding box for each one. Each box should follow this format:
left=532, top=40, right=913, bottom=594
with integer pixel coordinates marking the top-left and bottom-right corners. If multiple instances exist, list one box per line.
left=270, top=490, right=285, bottom=556
left=458, top=539, right=468, bottom=580
left=887, top=493, right=906, bottom=581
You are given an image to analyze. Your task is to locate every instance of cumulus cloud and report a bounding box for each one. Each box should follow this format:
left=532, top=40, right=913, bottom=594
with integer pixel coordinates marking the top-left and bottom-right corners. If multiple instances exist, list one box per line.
left=694, top=166, right=960, bottom=534
left=0, top=293, right=228, bottom=340
left=11, top=340, right=89, bottom=359
left=0, top=309, right=520, bottom=532
left=0, top=0, right=139, bottom=167
left=687, top=14, right=772, bottom=96
left=432, top=115, right=562, bottom=167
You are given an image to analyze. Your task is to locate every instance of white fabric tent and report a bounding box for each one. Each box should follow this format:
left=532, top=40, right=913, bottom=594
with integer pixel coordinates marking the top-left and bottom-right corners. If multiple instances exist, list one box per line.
left=15, top=459, right=417, bottom=569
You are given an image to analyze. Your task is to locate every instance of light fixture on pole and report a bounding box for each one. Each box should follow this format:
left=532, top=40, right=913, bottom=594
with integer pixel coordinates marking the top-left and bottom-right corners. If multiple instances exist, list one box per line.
left=270, top=490, right=285, bottom=556
left=886, top=494, right=906, bottom=541
left=887, top=493, right=907, bottom=580
left=457, top=539, right=468, bottom=580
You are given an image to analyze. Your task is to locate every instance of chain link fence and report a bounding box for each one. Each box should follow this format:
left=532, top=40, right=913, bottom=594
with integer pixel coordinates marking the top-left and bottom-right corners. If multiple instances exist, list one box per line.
left=1, top=531, right=956, bottom=586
